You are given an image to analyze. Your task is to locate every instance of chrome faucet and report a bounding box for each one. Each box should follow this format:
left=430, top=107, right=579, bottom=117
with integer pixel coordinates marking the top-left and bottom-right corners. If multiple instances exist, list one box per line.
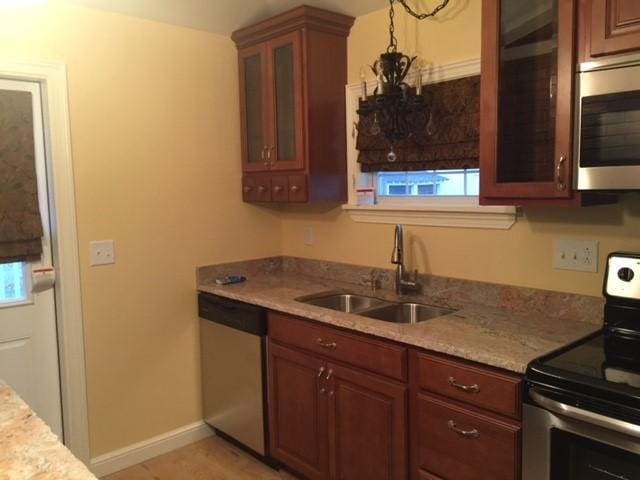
left=391, top=224, right=421, bottom=295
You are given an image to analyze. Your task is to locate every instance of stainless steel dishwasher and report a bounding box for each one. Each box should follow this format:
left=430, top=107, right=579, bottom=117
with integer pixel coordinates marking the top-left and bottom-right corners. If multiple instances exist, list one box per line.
left=198, top=292, right=269, bottom=459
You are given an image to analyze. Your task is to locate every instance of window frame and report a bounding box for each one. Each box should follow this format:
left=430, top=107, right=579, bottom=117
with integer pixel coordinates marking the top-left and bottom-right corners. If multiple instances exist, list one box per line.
left=343, top=58, right=516, bottom=230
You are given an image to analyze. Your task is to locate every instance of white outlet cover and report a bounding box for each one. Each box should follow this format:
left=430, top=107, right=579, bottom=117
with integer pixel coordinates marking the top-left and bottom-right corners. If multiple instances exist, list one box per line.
left=553, top=239, right=598, bottom=273
left=90, top=240, right=116, bottom=266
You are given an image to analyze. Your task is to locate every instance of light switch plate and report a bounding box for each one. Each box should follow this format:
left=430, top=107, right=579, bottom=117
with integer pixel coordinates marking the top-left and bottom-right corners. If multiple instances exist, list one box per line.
left=304, top=226, right=314, bottom=246
left=553, top=239, right=598, bottom=273
left=90, top=240, right=115, bottom=266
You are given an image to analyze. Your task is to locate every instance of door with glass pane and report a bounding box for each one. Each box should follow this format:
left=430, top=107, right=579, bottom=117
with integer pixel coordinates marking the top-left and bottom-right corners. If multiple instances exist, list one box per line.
left=266, top=31, right=304, bottom=171
left=239, top=44, right=270, bottom=172
left=0, top=79, right=62, bottom=438
left=480, top=0, right=575, bottom=199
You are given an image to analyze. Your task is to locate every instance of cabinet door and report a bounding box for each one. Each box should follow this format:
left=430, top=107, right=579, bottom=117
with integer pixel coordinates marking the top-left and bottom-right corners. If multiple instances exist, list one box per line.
left=266, top=31, right=305, bottom=171
left=239, top=44, right=270, bottom=172
left=327, top=364, right=408, bottom=480
left=268, top=341, right=329, bottom=480
left=589, top=0, right=640, bottom=57
left=480, top=0, right=576, bottom=201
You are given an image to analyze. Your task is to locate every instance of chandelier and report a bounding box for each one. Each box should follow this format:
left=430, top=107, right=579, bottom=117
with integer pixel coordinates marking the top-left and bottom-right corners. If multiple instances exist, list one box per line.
left=357, top=0, right=449, bottom=161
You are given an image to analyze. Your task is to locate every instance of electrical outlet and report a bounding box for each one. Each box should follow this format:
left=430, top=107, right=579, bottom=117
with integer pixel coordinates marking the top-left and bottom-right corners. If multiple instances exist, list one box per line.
left=90, top=240, right=115, bottom=266
left=553, top=239, right=598, bottom=273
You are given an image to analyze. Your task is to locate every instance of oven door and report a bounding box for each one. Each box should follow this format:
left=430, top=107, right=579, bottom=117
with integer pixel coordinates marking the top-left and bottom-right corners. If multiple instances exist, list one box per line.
left=523, top=391, right=640, bottom=480
left=576, top=58, right=640, bottom=190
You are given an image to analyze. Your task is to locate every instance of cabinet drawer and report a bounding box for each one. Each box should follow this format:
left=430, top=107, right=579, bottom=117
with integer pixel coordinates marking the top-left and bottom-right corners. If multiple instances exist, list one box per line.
left=269, top=312, right=407, bottom=381
left=413, top=351, right=521, bottom=419
left=415, top=393, right=520, bottom=480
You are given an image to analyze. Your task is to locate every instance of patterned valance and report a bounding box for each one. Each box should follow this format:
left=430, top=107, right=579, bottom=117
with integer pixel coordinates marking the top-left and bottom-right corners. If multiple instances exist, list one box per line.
left=0, top=90, right=43, bottom=264
left=357, top=75, right=480, bottom=172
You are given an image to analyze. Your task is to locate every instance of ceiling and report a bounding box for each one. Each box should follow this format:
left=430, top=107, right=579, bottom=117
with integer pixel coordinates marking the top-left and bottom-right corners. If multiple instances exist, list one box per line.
left=61, top=0, right=390, bottom=36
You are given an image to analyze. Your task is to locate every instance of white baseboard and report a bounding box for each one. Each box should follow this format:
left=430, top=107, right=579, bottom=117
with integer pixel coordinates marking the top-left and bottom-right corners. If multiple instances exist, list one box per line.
left=90, top=421, right=214, bottom=478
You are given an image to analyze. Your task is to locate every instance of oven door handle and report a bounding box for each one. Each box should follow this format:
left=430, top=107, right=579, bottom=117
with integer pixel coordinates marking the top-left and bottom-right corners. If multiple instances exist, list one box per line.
left=529, top=388, right=640, bottom=439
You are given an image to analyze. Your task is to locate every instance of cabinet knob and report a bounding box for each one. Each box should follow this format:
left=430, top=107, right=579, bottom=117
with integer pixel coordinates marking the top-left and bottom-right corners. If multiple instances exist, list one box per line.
left=291, top=185, right=300, bottom=193
left=243, top=186, right=252, bottom=193
left=257, top=185, right=267, bottom=193
left=274, top=185, right=284, bottom=193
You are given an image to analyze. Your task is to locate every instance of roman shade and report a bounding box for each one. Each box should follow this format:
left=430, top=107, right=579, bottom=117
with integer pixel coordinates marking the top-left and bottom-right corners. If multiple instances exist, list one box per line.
left=357, top=75, right=480, bottom=172
left=0, top=90, right=43, bottom=264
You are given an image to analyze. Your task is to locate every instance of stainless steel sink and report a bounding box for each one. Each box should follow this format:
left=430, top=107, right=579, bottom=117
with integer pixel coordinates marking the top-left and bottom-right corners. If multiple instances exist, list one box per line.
left=360, top=302, right=455, bottom=324
left=295, top=291, right=391, bottom=313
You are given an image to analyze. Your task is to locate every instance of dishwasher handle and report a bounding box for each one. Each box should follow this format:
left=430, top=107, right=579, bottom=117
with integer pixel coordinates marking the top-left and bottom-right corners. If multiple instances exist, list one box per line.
left=198, top=293, right=267, bottom=336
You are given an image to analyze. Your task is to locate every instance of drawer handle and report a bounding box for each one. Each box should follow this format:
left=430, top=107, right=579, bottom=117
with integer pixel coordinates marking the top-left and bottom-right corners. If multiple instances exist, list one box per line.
left=291, top=185, right=300, bottom=193
left=448, top=376, right=480, bottom=393
left=274, top=185, right=284, bottom=193
left=317, top=366, right=325, bottom=378
left=316, top=338, right=337, bottom=349
left=325, top=369, right=333, bottom=381
left=447, top=420, right=480, bottom=439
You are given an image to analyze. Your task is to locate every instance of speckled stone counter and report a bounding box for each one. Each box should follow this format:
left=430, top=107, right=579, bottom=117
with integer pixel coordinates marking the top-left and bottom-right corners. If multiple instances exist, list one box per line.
left=0, top=381, right=96, bottom=480
left=197, top=257, right=602, bottom=374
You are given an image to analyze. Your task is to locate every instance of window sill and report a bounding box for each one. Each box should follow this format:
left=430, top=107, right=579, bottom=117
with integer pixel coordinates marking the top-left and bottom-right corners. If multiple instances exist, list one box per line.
left=342, top=202, right=517, bottom=230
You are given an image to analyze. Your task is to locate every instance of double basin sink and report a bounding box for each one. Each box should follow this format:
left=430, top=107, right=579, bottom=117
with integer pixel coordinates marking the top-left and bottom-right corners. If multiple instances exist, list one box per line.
left=296, top=291, right=455, bottom=324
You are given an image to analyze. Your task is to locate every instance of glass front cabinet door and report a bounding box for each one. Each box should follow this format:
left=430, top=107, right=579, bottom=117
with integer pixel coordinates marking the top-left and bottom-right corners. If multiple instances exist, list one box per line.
left=480, top=0, right=576, bottom=203
left=239, top=32, right=304, bottom=173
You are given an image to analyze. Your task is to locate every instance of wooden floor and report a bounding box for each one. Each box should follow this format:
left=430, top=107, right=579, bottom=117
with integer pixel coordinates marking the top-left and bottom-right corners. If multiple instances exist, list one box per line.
left=102, top=436, right=298, bottom=480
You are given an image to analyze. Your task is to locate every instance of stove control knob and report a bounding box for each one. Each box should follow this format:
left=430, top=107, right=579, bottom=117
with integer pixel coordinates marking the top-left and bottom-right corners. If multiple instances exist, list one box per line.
left=618, top=267, right=635, bottom=282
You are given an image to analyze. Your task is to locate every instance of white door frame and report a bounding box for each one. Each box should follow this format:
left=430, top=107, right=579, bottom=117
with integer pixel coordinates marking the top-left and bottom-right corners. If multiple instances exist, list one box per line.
left=0, top=58, right=90, bottom=463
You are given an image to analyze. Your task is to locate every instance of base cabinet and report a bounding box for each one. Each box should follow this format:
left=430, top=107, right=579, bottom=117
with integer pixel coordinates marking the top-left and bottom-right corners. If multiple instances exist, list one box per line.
left=267, top=313, right=407, bottom=480
left=266, top=313, right=523, bottom=480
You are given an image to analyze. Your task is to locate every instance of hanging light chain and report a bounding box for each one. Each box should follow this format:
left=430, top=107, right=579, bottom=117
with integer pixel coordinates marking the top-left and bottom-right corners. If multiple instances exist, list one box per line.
left=388, top=0, right=397, bottom=53
left=397, top=0, right=450, bottom=20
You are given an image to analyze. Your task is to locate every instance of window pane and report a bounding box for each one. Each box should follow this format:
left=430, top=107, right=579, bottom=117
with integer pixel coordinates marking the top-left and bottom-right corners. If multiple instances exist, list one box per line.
left=377, top=169, right=479, bottom=196
left=0, top=262, right=27, bottom=305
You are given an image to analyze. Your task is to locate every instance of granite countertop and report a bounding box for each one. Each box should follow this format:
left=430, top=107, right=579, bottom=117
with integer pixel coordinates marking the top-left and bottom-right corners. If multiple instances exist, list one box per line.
left=0, top=381, right=97, bottom=480
left=198, top=266, right=601, bottom=374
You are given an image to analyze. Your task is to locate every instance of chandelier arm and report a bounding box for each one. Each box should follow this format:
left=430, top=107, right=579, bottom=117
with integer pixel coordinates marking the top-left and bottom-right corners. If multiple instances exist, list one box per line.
left=397, top=0, right=450, bottom=20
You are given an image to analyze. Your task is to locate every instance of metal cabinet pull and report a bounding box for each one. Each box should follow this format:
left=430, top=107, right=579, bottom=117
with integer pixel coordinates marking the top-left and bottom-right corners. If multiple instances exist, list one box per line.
left=260, top=147, right=267, bottom=162
left=290, top=185, right=300, bottom=193
left=273, top=185, right=283, bottom=193
left=267, top=147, right=273, bottom=162
left=317, top=366, right=325, bottom=378
left=325, top=369, right=333, bottom=381
left=556, top=155, right=567, bottom=190
left=447, top=420, right=479, bottom=439
left=448, top=376, right=480, bottom=393
left=316, top=338, right=337, bottom=349
left=257, top=185, right=267, bottom=193
left=242, top=186, right=252, bottom=193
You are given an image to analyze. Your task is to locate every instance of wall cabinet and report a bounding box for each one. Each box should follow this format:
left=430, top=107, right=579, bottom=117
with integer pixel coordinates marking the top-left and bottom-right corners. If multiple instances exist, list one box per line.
left=480, top=0, right=614, bottom=206
left=580, top=0, right=640, bottom=61
left=267, top=312, right=407, bottom=480
left=232, top=6, right=354, bottom=204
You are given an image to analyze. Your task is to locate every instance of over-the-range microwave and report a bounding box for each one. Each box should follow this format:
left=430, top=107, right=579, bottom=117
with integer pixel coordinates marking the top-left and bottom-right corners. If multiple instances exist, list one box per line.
left=576, top=53, right=640, bottom=191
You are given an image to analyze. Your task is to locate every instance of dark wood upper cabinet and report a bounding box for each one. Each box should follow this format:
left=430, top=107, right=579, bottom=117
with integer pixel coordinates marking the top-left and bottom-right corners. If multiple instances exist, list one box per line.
left=480, top=0, right=577, bottom=205
left=580, top=0, right=640, bottom=60
left=232, top=6, right=354, bottom=203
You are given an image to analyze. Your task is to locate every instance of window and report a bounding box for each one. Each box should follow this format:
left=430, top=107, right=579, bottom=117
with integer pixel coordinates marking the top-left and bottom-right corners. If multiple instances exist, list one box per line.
left=377, top=169, right=480, bottom=197
left=343, top=62, right=516, bottom=229
left=0, top=262, right=28, bottom=306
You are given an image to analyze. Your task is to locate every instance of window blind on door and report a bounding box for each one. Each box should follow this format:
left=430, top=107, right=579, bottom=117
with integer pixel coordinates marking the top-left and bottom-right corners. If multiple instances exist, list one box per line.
left=0, top=90, right=43, bottom=263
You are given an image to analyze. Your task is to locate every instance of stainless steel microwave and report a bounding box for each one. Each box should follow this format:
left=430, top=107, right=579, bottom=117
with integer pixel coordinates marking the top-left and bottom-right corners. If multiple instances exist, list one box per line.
left=576, top=53, right=640, bottom=191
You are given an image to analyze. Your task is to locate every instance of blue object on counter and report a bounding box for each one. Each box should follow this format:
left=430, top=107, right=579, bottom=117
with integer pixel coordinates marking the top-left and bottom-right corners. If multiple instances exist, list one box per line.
left=215, top=275, right=247, bottom=285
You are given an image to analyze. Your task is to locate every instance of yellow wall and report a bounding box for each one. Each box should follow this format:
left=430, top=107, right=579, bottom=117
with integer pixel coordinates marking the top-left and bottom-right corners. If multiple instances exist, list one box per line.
left=281, top=3, right=640, bottom=297
left=0, top=3, right=281, bottom=456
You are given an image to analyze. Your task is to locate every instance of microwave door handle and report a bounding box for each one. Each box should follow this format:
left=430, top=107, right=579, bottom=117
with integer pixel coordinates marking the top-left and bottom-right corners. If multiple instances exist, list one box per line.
left=529, top=388, right=640, bottom=439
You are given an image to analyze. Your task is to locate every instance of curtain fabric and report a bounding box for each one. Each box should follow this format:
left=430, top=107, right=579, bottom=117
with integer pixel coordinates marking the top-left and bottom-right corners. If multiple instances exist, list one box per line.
left=357, top=75, right=481, bottom=173
left=0, top=90, right=43, bottom=264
